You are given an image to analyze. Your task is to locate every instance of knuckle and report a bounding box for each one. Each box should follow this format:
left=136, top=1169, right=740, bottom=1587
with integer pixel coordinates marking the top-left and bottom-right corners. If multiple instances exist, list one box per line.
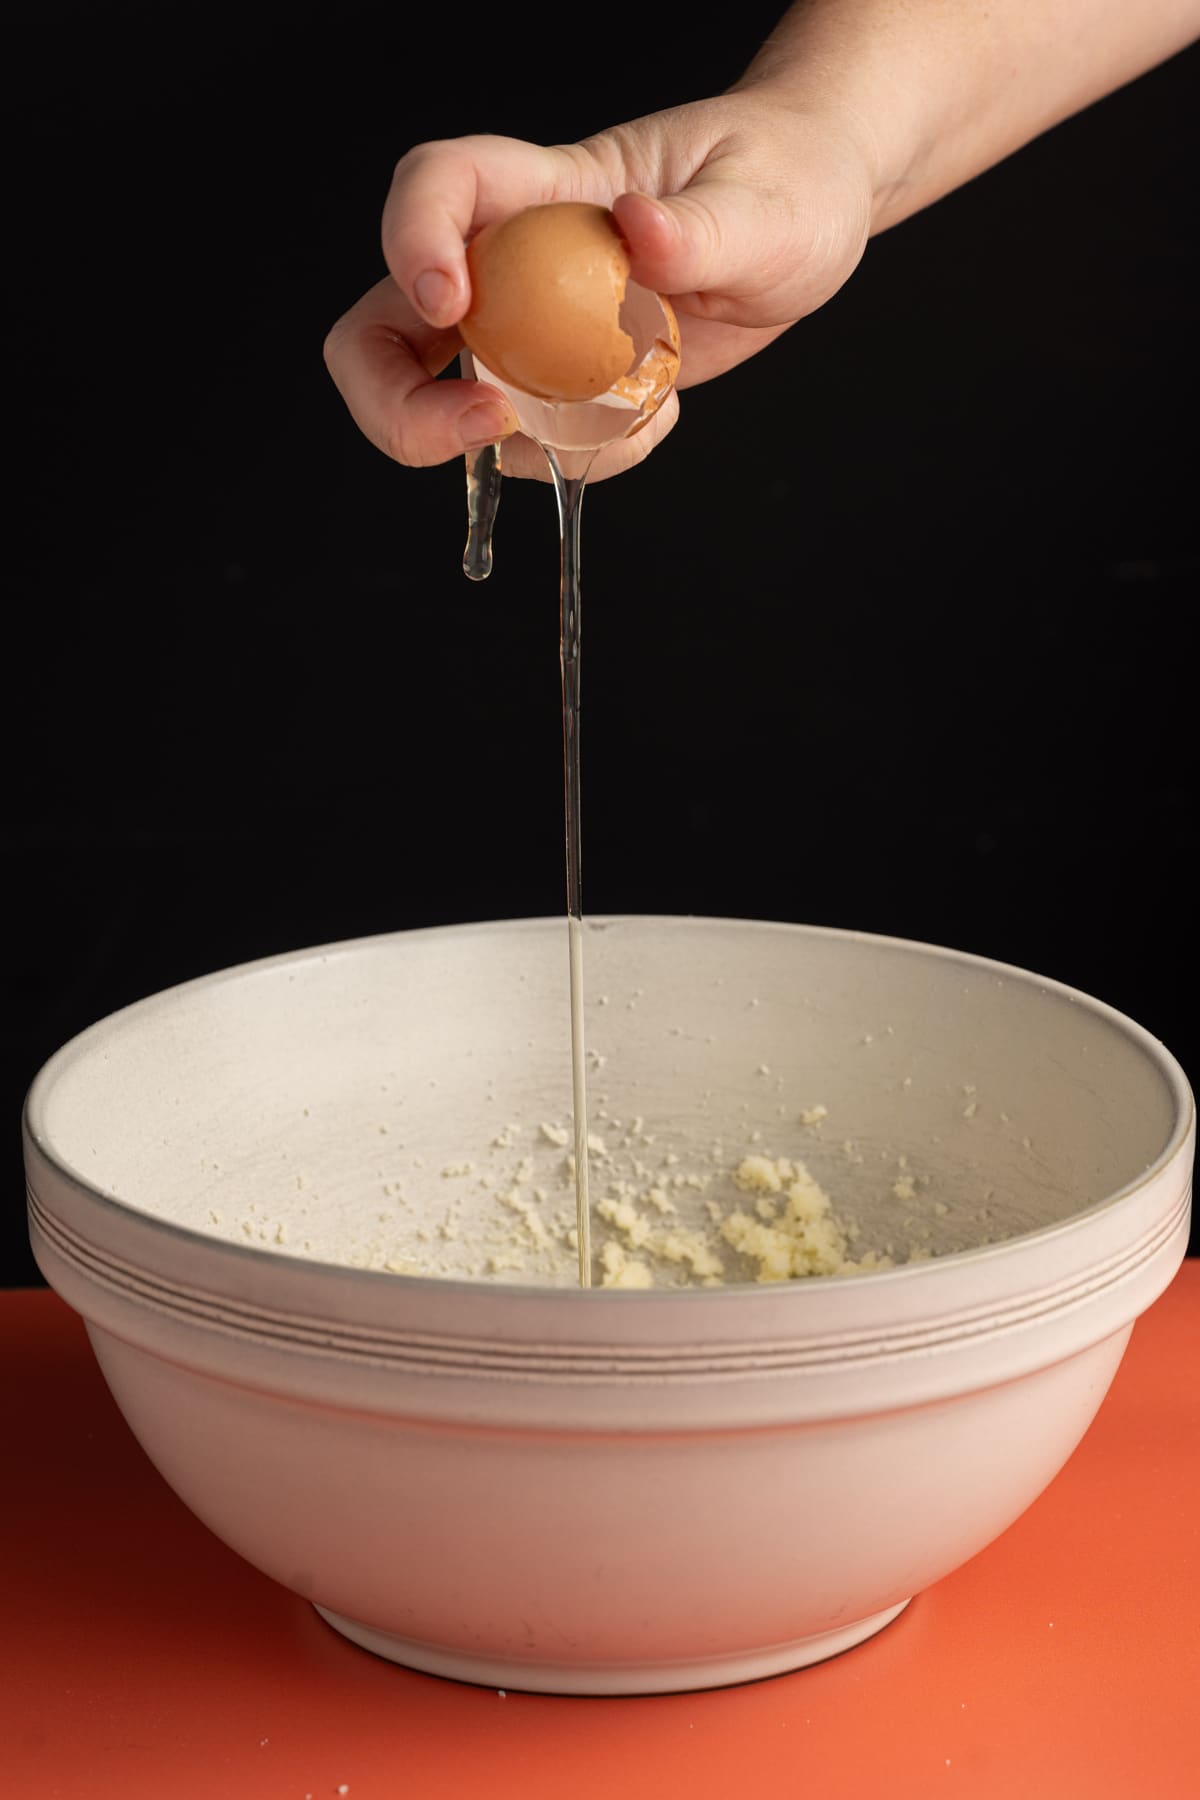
left=377, top=414, right=444, bottom=471
left=376, top=415, right=416, bottom=466
left=321, top=318, right=349, bottom=376
left=552, top=137, right=612, bottom=200
left=391, top=132, right=509, bottom=184
left=390, top=138, right=445, bottom=182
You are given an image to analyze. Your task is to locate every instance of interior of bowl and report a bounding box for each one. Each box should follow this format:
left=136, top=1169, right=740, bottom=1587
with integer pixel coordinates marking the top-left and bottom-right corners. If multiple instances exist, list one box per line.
left=29, top=917, right=1187, bottom=1289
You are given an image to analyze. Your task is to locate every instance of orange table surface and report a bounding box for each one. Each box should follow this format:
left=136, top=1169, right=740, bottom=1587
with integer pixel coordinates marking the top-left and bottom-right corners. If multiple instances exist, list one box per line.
left=4, top=1273, right=1197, bottom=1800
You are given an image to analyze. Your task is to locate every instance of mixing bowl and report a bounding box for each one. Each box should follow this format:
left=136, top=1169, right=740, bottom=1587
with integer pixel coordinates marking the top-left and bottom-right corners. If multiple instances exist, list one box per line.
left=24, top=917, right=1193, bottom=1694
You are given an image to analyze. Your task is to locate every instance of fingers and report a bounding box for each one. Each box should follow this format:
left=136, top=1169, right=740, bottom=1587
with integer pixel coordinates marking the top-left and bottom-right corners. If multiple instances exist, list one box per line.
left=353, top=133, right=693, bottom=474
left=606, top=98, right=873, bottom=329
left=323, top=277, right=519, bottom=467
left=337, top=109, right=827, bottom=479
left=613, top=178, right=792, bottom=326
left=323, top=271, right=677, bottom=477
left=382, top=136, right=595, bottom=329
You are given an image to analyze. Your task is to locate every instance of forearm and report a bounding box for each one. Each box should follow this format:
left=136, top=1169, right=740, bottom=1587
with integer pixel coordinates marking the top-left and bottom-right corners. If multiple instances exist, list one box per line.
left=735, top=0, right=1200, bottom=231
left=330, top=0, right=1197, bottom=474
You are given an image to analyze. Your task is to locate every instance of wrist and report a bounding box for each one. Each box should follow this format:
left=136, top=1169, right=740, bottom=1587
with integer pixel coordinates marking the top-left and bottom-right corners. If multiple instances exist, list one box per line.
left=730, top=56, right=923, bottom=238
left=731, top=0, right=1200, bottom=238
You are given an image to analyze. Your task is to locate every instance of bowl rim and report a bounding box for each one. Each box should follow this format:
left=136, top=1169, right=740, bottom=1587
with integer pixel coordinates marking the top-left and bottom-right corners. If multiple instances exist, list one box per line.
left=23, top=913, right=1196, bottom=1304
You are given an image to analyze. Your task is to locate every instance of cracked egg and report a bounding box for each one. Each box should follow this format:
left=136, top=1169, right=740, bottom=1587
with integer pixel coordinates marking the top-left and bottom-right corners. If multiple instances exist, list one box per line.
left=459, top=201, right=680, bottom=451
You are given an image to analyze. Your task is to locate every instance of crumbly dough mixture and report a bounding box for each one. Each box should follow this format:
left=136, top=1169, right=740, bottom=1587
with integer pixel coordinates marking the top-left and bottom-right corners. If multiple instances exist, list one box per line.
left=591, top=1151, right=896, bottom=1288
left=203, top=1094, right=959, bottom=1288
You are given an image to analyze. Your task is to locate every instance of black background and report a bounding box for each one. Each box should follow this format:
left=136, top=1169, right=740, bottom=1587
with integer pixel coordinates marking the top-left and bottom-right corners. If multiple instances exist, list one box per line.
left=6, top=3, right=1197, bottom=1285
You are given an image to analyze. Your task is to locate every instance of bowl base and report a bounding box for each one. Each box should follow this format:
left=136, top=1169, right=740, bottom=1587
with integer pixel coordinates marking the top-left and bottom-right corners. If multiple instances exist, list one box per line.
left=312, top=1597, right=912, bottom=1694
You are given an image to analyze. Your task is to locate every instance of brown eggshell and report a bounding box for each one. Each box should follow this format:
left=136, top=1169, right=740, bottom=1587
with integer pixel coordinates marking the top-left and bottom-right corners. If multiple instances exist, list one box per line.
left=460, top=203, right=635, bottom=403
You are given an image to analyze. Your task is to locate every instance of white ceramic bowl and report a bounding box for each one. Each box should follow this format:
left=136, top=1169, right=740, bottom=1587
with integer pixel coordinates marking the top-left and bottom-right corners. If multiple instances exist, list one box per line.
left=24, top=918, right=1193, bottom=1693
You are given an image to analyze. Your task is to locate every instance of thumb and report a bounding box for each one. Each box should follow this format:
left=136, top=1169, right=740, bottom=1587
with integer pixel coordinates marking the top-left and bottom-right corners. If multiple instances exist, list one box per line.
left=612, top=177, right=797, bottom=326
left=610, top=106, right=871, bottom=331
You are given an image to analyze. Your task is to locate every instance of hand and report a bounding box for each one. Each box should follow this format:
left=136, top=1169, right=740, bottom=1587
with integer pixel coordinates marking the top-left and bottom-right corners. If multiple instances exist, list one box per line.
left=323, top=87, right=876, bottom=482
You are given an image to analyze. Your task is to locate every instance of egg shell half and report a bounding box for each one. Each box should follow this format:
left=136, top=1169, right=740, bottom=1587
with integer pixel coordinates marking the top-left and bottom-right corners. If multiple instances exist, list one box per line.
left=460, top=203, right=635, bottom=403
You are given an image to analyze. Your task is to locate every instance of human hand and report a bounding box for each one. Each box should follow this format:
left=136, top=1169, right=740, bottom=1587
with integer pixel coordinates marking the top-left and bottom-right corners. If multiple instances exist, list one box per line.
left=323, top=86, right=876, bottom=482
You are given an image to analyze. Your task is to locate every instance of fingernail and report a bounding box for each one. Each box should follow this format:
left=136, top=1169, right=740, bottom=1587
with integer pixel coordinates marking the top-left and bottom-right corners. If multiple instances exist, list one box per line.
left=413, top=268, right=457, bottom=323
left=459, top=401, right=515, bottom=448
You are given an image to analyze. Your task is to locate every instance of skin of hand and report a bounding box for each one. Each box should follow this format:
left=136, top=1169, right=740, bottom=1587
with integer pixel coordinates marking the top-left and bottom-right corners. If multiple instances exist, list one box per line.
left=323, top=89, right=877, bottom=482
left=323, top=0, right=1200, bottom=484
